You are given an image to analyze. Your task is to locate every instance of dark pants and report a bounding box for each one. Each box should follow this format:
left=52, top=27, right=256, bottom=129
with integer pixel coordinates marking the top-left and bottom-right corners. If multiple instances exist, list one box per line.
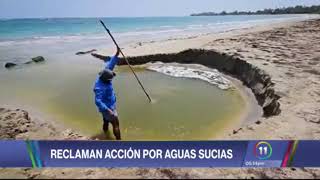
left=102, top=110, right=121, bottom=140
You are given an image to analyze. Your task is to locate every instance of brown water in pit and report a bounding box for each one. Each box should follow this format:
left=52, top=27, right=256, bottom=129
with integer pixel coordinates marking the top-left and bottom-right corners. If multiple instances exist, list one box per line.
left=0, top=57, right=246, bottom=140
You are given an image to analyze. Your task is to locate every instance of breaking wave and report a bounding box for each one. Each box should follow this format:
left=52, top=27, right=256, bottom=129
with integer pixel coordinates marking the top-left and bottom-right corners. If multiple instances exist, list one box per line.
left=146, top=62, right=232, bottom=90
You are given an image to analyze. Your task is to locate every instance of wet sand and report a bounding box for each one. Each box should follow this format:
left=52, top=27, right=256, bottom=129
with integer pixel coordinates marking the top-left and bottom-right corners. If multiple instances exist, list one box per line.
left=1, top=17, right=320, bottom=178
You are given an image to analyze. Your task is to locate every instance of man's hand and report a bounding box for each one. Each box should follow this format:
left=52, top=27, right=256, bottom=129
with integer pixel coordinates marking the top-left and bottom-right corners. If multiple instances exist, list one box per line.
left=107, top=109, right=118, bottom=122
left=107, top=108, right=114, bottom=116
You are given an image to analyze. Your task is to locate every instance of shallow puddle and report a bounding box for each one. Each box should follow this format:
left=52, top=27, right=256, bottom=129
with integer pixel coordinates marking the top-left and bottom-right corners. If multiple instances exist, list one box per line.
left=0, top=57, right=246, bottom=140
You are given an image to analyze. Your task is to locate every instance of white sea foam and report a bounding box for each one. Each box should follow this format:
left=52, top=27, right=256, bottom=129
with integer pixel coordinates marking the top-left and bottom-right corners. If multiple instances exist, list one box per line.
left=146, top=62, right=232, bottom=90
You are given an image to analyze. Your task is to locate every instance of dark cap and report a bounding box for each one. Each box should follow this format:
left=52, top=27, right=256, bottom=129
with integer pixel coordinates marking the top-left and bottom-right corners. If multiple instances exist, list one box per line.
left=99, top=69, right=116, bottom=83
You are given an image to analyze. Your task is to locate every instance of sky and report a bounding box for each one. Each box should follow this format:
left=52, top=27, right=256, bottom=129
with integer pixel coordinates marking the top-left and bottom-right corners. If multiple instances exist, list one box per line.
left=0, top=0, right=320, bottom=18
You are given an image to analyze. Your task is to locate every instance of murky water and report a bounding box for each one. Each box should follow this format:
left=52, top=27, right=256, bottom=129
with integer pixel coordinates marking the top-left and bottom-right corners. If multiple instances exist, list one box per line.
left=0, top=55, right=245, bottom=140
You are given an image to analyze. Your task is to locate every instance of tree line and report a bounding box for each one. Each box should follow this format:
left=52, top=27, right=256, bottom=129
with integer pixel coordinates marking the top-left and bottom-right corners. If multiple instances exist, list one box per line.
left=191, top=5, right=320, bottom=16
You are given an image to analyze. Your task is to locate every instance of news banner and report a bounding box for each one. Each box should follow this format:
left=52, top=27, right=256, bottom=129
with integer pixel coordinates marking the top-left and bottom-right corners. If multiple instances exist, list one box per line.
left=1, top=140, right=320, bottom=168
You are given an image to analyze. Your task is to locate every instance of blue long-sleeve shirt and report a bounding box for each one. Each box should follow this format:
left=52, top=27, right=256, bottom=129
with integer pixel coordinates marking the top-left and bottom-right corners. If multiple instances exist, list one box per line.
left=94, top=55, right=119, bottom=112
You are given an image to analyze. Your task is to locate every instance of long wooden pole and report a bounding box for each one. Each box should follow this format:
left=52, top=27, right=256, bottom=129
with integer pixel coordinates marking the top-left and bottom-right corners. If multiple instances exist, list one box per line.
left=100, top=20, right=152, bottom=103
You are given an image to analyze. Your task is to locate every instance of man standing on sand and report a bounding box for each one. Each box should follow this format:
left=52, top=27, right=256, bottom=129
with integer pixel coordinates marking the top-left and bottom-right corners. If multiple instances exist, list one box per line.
left=92, top=47, right=121, bottom=140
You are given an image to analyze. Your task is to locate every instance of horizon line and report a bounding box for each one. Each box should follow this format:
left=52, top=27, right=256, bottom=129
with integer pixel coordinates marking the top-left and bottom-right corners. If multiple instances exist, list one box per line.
left=0, top=15, right=191, bottom=20
left=1, top=14, right=309, bottom=20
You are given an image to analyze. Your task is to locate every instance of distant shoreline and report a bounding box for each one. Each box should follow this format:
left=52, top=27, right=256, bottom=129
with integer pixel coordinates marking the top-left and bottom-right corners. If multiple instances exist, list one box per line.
left=191, top=5, right=320, bottom=16
left=191, top=13, right=318, bottom=16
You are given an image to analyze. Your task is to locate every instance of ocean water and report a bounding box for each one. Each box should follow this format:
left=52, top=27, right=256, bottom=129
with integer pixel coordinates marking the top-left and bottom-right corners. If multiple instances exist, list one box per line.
left=0, top=14, right=313, bottom=66
left=0, top=15, right=311, bottom=42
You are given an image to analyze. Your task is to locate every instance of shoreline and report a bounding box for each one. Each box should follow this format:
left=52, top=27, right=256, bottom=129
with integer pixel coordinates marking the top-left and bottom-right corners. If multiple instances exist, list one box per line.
left=0, top=14, right=313, bottom=42
left=1, top=16, right=320, bottom=178
left=92, top=15, right=319, bottom=57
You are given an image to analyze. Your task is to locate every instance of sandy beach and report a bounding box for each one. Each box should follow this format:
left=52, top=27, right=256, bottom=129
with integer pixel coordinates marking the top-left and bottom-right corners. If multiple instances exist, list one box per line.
left=1, top=16, right=320, bottom=178
left=209, top=18, right=320, bottom=140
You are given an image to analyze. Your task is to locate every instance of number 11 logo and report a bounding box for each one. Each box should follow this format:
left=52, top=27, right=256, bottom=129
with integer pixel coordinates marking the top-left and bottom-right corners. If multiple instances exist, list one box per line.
left=254, top=141, right=273, bottom=160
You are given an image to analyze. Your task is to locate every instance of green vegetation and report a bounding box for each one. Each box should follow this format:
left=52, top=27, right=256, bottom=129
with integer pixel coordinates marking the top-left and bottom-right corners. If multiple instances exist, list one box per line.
left=191, top=5, right=320, bottom=16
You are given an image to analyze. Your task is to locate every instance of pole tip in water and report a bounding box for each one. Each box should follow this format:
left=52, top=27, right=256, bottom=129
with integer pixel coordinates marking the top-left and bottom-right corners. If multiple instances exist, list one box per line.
left=149, top=98, right=157, bottom=104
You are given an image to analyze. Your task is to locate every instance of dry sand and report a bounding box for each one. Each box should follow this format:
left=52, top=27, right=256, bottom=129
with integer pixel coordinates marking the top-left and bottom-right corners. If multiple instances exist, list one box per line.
left=206, top=19, right=320, bottom=140
left=1, top=17, right=320, bottom=178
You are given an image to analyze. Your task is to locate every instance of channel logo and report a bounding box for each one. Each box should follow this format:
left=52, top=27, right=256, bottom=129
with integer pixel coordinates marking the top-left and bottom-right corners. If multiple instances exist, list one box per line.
left=254, top=141, right=273, bottom=160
